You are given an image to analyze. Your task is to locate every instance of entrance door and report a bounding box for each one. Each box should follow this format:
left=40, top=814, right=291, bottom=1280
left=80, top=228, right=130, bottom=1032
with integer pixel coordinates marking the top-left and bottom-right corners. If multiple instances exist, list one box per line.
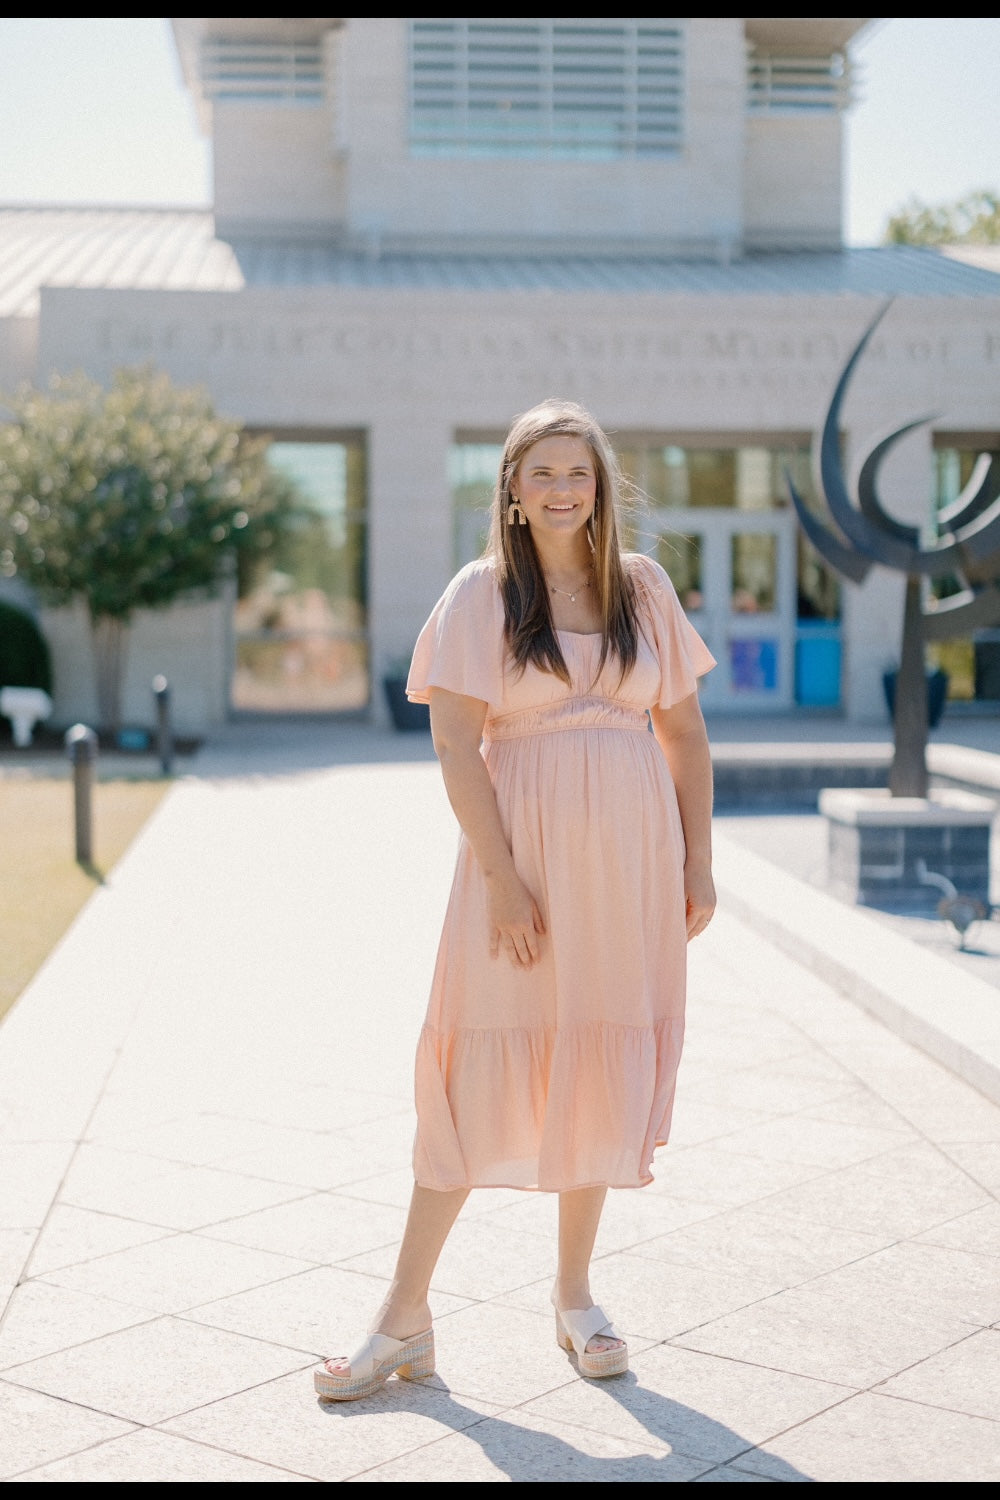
left=231, top=437, right=368, bottom=713
left=646, top=510, right=797, bottom=710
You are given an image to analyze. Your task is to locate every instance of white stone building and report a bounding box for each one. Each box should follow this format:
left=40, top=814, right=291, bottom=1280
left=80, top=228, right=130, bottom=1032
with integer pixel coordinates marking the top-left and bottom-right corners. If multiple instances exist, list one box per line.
left=1, top=16, right=999, bottom=735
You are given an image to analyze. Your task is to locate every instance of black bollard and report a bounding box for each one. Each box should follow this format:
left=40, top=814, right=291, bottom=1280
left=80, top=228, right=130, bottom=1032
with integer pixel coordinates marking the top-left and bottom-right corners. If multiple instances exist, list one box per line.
left=152, top=674, right=173, bottom=776
left=64, top=723, right=98, bottom=866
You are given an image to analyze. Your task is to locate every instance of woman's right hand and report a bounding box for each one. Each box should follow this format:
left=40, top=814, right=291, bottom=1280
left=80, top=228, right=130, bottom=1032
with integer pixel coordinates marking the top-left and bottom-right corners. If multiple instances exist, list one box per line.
left=487, top=873, right=546, bottom=969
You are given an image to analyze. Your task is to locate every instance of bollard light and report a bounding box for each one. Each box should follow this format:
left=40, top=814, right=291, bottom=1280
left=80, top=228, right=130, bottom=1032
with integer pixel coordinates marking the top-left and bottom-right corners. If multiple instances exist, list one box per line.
left=152, top=674, right=173, bottom=776
left=64, top=723, right=98, bottom=866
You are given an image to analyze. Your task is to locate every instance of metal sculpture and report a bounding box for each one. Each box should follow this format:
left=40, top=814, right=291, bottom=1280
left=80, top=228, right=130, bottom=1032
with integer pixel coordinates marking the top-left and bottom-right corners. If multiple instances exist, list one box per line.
left=787, top=301, right=1000, bottom=797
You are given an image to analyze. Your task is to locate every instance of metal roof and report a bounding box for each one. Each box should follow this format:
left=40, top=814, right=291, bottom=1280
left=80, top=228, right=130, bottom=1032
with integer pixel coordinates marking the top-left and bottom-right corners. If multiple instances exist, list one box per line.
left=3, top=205, right=1000, bottom=319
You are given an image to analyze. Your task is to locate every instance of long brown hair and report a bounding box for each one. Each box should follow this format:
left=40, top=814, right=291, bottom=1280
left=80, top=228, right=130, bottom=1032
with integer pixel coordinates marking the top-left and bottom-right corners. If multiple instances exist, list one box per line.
left=486, top=398, right=639, bottom=685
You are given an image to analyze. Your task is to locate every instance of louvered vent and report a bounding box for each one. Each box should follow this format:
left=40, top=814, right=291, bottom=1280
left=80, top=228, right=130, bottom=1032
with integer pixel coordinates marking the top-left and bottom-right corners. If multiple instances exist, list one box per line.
left=201, top=39, right=325, bottom=104
left=747, top=52, right=854, bottom=114
left=409, top=18, right=685, bottom=159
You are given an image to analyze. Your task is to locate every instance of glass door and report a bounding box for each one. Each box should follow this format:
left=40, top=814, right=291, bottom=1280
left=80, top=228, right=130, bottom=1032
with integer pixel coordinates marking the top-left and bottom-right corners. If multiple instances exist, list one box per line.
left=649, top=510, right=797, bottom=710
left=232, top=437, right=368, bottom=713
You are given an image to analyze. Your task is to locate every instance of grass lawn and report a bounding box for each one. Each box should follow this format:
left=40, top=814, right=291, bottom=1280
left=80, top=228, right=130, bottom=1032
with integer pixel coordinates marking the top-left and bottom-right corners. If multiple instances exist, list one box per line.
left=0, top=770, right=172, bottom=1023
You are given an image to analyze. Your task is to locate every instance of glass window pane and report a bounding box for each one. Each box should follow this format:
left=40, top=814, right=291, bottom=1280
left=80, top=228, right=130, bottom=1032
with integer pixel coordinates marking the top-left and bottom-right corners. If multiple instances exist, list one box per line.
left=731, top=532, right=776, bottom=613
left=233, top=438, right=368, bottom=712
left=656, top=533, right=702, bottom=611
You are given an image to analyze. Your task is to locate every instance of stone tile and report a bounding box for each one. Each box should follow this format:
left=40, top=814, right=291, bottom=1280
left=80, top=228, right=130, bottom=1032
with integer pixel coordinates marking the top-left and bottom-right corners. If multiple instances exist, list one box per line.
left=877, top=1328, right=1000, bottom=1421
left=88, top=1111, right=298, bottom=1167
left=6, top=1316, right=311, bottom=1426
left=0, top=1143, right=76, bottom=1229
left=674, top=1268, right=974, bottom=1388
left=710, top=1112, right=911, bottom=1171
left=58, top=1143, right=181, bottom=1197
left=61, top=1160, right=310, bottom=1231
left=802, top=1088, right=921, bottom=1135
left=756, top=1146, right=990, bottom=1241
left=202, top=1192, right=408, bottom=1265
left=164, top=1366, right=499, bottom=1483
left=666, top=1097, right=774, bottom=1148
left=733, top=1391, right=1000, bottom=1483
left=0, top=1282, right=152, bottom=1370
left=24, top=1206, right=167, bottom=1277
left=218, top=1131, right=407, bottom=1193
left=14, top=1427, right=318, bottom=1482
left=480, top=1188, right=722, bottom=1256
left=630, top=1204, right=889, bottom=1289
left=0, top=1379, right=135, bottom=1480
left=639, top=1145, right=826, bottom=1209
left=184, top=1263, right=470, bottom=1357
left=522, top=1343, right=850, bottom=1466
left=41, top=1232, right=313, bottom=1314
left=829, top=1240, right=1000, bottom=1328
left=502, top=1253, right=776, bottom=1344
left=915, top=1202, right=1000, bottom=1258
left=0, top=1228, right=32, bottom=1286
left=942, top=1141, right=1000, bottom=1194
left=341, top=1217, right=560, bottom=1301
left=692, top=1464, right=780, bottom=1481
left=349, top=1406, right=713, bottom=1482
left=678, top=1070, right=857, bottom=1119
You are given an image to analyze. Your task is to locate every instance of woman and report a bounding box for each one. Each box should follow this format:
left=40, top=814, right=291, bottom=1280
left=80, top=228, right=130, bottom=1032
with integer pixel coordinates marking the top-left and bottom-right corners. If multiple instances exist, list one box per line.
left=315, top=398, right=716, bottom=1400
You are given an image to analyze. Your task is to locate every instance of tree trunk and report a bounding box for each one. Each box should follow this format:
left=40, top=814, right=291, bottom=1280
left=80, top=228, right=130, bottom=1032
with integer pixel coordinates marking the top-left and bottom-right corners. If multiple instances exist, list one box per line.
left=888, top=574, right=929, bottom=798
left=90, top=614, right=130, bottom=737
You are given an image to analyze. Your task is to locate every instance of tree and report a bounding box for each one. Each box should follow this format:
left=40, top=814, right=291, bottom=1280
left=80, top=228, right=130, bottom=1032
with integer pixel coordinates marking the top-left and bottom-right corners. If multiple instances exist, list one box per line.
left=0, top=366, right=299, bottom=734
left=884, top=189, right=1000, bottom=247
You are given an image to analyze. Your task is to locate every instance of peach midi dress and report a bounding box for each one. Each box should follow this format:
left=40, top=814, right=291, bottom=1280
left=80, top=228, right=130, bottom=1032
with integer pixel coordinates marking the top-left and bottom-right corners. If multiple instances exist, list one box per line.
left=406, top=552, right=716, bottom=1193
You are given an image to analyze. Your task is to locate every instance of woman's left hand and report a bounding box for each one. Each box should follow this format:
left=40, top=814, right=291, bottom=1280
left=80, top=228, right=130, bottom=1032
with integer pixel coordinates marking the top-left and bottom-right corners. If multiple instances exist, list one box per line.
left=684, top=860, right=716, bottom=940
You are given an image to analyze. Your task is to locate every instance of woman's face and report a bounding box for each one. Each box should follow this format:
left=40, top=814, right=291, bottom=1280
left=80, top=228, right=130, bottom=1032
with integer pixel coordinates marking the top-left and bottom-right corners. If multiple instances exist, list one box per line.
left=513, top=435, right=597, bottom=540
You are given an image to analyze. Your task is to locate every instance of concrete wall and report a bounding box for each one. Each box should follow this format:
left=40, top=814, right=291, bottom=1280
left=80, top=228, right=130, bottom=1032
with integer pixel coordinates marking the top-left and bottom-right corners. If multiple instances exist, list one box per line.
left=212, top=103, right=347, bottom=239
left=744, top=115, right=844, bottom=251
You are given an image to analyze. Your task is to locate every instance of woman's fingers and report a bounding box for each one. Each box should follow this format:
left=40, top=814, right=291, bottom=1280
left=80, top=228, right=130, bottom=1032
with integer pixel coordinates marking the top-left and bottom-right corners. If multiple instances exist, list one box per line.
left=493, top=925, right=541, bottom=967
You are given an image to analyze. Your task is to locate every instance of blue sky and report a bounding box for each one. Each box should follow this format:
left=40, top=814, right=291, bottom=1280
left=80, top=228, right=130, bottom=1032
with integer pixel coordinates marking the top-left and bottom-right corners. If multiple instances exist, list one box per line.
left=0, top=17, right=997, bottom=246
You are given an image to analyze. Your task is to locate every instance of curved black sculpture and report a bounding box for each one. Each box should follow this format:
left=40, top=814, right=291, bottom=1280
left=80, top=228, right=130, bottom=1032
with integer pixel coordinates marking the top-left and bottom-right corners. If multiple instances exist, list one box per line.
left=787, top=302, right=1000, bottom=796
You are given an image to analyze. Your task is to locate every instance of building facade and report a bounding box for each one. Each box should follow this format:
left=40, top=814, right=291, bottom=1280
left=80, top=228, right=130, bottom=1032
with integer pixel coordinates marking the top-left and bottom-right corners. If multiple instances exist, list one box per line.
left=2, top=16, right=1000, bottom=734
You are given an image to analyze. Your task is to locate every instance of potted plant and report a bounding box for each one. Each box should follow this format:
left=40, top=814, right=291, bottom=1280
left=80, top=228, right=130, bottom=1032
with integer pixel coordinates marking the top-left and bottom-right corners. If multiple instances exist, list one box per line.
left=382, top=654, right=430, bottom=731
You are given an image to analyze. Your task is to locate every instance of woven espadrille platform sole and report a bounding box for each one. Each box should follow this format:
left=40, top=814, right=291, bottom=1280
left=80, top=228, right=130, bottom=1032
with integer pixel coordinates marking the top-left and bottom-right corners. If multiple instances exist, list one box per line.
left=313, top=1329, right=435, bottom=1401
left=555, top=1307, right=629, bottom=1378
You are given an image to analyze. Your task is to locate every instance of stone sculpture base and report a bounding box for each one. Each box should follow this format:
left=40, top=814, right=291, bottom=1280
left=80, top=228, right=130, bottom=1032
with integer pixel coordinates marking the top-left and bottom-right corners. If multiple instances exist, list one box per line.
left=819, top=787, right=996, bottom=914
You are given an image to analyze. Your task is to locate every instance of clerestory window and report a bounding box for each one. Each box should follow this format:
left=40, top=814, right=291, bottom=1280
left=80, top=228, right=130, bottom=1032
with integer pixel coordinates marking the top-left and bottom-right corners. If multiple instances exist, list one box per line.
left=409, top=18, right=685, bottom=160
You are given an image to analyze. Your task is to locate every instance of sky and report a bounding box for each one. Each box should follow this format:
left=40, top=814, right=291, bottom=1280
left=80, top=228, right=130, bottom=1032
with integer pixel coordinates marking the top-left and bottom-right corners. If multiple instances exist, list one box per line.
left=0, top=17, right=997, bottom=247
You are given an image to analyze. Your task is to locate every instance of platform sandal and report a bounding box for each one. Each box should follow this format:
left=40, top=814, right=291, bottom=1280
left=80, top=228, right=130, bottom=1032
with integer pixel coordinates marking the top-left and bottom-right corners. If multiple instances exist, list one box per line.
left=313, top=1328, right=435, bottom=1401
left=554, top=1304, right=629, bottom=1378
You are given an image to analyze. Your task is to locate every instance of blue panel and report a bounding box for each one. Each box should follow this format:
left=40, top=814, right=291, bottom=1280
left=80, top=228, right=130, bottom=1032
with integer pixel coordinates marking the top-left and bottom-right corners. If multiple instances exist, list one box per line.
left=730, top=637, right=779, bottom=693
left=795, top=624, right=841, bottom=706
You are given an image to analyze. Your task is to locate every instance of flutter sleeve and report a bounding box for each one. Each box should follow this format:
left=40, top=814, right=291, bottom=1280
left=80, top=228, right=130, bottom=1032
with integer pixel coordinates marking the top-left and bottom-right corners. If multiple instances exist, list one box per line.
left=630, top=553, right=716, bottom=709
left=406, top=561, right=507, bottom=708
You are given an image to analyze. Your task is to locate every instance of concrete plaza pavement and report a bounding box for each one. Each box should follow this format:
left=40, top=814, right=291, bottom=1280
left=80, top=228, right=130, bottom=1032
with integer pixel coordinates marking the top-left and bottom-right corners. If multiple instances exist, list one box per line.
left=1, top=718, right=1000, bottom=1482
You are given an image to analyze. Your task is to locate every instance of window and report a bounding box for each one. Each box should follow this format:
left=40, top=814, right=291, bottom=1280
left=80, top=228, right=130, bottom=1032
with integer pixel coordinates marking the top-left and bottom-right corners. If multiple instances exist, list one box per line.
left=200, top=39, right=324, bottom=105
left=747, top=51, right=853, bottom=115
left=410, top=19, right=684, bottom=159
left=233, top=437, right=368, bottom=713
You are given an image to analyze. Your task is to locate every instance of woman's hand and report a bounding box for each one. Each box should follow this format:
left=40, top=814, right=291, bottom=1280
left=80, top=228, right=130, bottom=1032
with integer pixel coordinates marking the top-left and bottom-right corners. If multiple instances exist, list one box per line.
left=684, top=858, right=716, bottom=941
left=487, top=872, right=546, bottom=968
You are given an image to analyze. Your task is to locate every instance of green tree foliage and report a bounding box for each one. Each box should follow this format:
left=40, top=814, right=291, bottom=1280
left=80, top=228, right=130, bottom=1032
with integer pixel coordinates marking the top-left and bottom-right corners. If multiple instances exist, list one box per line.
left=0, top=366, right=300, bottom=731
left=884, top=189, right=1000, bottom=247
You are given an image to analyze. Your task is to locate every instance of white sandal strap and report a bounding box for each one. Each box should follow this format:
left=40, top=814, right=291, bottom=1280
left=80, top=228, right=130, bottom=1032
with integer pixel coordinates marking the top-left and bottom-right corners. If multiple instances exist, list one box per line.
left=342, top=1331, right=406, bottom=1380
left=559, top=1305, right=619, bottom=1352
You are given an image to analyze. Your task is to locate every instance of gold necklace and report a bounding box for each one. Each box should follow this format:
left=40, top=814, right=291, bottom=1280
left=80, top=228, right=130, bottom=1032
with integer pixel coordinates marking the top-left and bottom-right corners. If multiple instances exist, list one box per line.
left=548, top=575, right=592, bottom=604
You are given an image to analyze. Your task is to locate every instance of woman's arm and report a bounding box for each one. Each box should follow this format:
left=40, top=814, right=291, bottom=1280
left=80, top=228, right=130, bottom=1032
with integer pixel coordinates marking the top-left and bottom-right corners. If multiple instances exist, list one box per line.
left=649, top=691, right=716, bottom=940
left=429, top=686, right=546, bottom=968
